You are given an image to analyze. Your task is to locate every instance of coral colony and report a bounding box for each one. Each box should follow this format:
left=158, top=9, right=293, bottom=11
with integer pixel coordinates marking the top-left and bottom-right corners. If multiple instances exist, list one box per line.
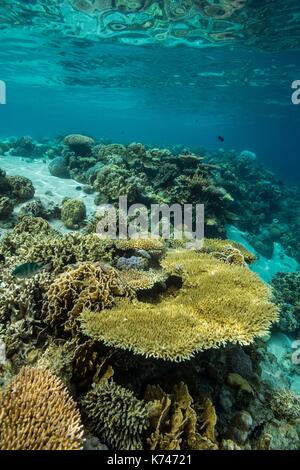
left=0, top=133, right=299, bottom=451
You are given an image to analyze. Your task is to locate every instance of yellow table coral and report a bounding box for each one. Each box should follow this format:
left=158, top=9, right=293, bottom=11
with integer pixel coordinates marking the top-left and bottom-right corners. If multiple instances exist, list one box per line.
left=80, top=250, right=278, bottom=362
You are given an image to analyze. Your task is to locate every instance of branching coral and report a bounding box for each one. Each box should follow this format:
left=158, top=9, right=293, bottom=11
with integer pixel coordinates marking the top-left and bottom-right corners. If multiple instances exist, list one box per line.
left=0, top=367, right=84, bottom=450
left=116, top=237, right=165, bottom=252
left=270, top=389, right=300, bottom=422
left=0, top=218, right=114, bottom=272
left=144, top=382, right=217, bottom=450
left=82, top=380, right=149, bottom=450
left=200, top=238, right=257, bottom=265
left=80, top=250, right=278, bottom=361
left=119, top=269, right=167, bottom=291
left=44, top=262, right=133, bottom=330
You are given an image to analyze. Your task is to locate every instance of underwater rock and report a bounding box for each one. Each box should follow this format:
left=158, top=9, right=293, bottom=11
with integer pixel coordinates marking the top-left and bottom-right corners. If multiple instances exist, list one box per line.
left=238, top=150, right=257, bottom=161
left=226, top=346, right=253, bottom=379
left=64, top=134, right=94, bottom=156
left=0, top=196, right=14, bottom=219
left=228, top=411, right=253, bottom=445
left=48, top=156, right=70, bottom=178
left=0, top=168, right=10, bottom=194
left=61, top=198, right=86, bottom=229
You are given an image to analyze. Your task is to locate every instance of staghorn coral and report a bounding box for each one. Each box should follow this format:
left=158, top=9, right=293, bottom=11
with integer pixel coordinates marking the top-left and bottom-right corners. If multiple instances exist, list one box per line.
left=0, top=218, right=114, bottom=272
left=44, top=262, right=132, bottom=330
left=0, top=367, right=84, bottom=450
left=270, top=389, right=300, bottom=422
left=144, top=382, right=217, bottom=450
left=80, top=250, right=278, bottom=362
left=82, top=380, right=149, bottom=450
left=116, top=237, right=165, bottom=252
left=119, top=269, right=167, bottom=292
left=61, top=198, right=86, bottom=229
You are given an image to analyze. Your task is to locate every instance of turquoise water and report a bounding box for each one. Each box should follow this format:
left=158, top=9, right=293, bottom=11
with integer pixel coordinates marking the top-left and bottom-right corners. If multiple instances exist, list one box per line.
left=0, top=1, right=300, bottom=183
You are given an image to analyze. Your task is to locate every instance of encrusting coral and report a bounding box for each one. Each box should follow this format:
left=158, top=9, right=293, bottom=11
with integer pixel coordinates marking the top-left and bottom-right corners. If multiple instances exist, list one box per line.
left=0, top=367, right=84, bottom=450
left=82, top=379, right=149, bottom=450
left=80, top=250, right=278, bottom=362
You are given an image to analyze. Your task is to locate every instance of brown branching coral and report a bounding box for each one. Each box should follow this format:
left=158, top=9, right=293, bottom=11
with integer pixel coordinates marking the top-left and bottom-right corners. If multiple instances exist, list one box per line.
left=200, top=238, right=257, bottom=265
left=80, top=251, right=278, bottom=361
left=270, top=389, right=300, bottom=422
left=82, top=380, right=149, bottom=450
left=144, top=382, right=218, bottom=450
left=116, top=237, right=165, bottom=252
left=119, top=269, right=167, bottom=291
left=0, top=218, right=114, bottom=272
left=0, top=367, right=84, bottom=450
left=44, top=262, right=133, bottom=330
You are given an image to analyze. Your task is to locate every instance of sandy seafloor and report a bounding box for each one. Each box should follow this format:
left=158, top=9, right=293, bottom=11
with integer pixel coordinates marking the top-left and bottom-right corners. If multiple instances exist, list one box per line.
left=1, top=154, right=300, bottom=394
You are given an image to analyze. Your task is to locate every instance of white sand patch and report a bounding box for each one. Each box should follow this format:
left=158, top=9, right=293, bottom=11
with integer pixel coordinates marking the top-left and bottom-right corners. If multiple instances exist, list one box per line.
left=0, top=155, right=97, bottom=231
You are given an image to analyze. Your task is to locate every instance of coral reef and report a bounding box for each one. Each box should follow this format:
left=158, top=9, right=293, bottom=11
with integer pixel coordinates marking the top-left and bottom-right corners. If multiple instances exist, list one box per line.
left=64, top=134, right=94, bottom=156
left=7, top=175, right=35, bottom=200
left=0, top=367, right=84, bottom=450
left=144, top=382, right=218, bottom=450
left=271, top=272, right=300, bottom=333
left=80, top=250, right=278, bottom=361
left=270, top=389, right=300, bottom=422
left=61, top=198, right=86, bottom=229
left=82, top=380, right=149, bottom=450
left=0, top=218, right=115, bottom=272
left=44, top=262, right=132, bottom=331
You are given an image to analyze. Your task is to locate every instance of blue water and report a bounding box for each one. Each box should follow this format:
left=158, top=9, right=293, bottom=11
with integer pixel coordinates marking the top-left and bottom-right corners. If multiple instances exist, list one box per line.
left=0, top=1, right=300, bottom=185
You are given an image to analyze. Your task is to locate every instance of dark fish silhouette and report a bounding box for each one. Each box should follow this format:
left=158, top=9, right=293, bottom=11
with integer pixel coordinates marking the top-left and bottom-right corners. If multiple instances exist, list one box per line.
left=218, top=136, right=224, bottom=142
left=0, top=254, right=5, bottom=264
left=12, top=261, right=51, bottom=279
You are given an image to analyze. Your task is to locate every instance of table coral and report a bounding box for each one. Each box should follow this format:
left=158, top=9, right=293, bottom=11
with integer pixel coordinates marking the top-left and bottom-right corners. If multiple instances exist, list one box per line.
left=80, top=250, right=278, bottom=361
left=0, top=367, right=84, bottom=450
left=82, top=380, right=149, bottom=450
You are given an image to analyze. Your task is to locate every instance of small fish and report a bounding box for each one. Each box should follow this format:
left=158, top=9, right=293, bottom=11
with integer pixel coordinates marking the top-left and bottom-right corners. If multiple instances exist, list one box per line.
left=218, top=135, right=224, bottom=142
left=0, top=254, right=5, bottom=264
left=12, top=262, right=51, bottom=279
